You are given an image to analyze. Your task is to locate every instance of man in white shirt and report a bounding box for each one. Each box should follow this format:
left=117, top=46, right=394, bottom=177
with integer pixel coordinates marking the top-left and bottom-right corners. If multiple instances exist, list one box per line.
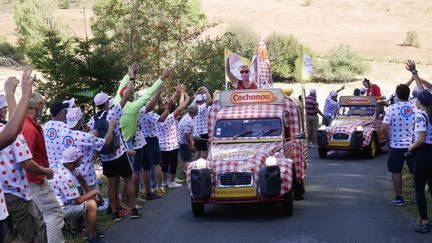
left=382, top=84, right=416, bottom=206
left=44, top=101, right=69, bottom=169
left=192, top=87, right=212, bottom=159
left=178, top=105, right=198, bottom=171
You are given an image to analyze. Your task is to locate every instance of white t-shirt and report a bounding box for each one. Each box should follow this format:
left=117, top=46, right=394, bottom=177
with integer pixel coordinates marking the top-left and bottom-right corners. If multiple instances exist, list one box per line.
left=0, top=125, right=33, bottom=202
left=193, top=103, right=208, bottom=135
left=43, top=120, right=68, bottom=169
left=178, top=113, right=194, bottom=145
left=156, top=114, right=179, bottom=151
left=61, top=128, right=105, bottom=186
left=50, top=164, right=80, bottom=208
left=88, top=104, right=127, bottom=161
left=141, top=112, right=159, bottom=138
left=414, top=110, right=432, bottom=144
left=133, top=107, right=147, bottom=149
left=383, top=102, right=417, bottom=148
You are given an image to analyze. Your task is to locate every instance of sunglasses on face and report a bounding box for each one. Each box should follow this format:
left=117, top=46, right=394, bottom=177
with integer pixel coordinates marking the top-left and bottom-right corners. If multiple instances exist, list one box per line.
left=240, top=70, right=249, bottom=74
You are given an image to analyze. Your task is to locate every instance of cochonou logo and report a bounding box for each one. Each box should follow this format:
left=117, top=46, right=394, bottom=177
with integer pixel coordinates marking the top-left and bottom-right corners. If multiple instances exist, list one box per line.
left=230, top=91, right=277, bottom=104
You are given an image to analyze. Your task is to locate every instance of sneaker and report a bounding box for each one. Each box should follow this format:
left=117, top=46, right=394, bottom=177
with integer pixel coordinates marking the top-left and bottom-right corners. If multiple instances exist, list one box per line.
left=87, top=236, right=107, bottom=243
left=168, top=182, right=182, bottom=188
left=97, top=231, right=107, bottom=238
left=135, top=204, right=143, bottom=209
left=145, top=192, right=162, bottom=200
left=162, top=181, right=169, bottom=187
left=118, top=208, right=131, bottom=217
left=175, top=178, right=184, bottom=183
left=111, top=212, right=123, bottom=222
left=391, top=197, right=405, bottom=206
left=415, top=223, right=431, bottom=233
left=131, top=208, right=142, bottom=219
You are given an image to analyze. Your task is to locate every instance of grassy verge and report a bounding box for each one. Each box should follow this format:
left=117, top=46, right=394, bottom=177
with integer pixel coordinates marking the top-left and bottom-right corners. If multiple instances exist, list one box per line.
left=400, top=165, right=432, bottom=220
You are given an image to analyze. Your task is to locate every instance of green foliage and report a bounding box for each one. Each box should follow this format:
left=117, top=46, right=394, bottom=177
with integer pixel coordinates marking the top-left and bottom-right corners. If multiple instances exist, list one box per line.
left=223, top=23, right=257, bottom=59
left=58, top=0, right=70, bottom=9
left=404, top=31, right=420, bottom=48
left=0, top=37, right=24, bottom=65
left=27, top=28, right=127, bottom=118
left=265, top=32, right=302, bottom=81
left=14, top=0, right=56, bottom=52
left=92, top=0, right=211, bottom=88
left=304, top=0, right=313, bottom=6
left=315, top=44, right=368, bottom=82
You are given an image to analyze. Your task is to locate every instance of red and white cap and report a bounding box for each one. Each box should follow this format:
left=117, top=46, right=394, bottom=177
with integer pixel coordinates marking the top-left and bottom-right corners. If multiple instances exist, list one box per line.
left=195, top=94, right=207, bottom=102
left=61, top=147, right=83, bottom=164
left=66, top=107, right=83, bottom=128
left=94, top=92, right=111, bottom=106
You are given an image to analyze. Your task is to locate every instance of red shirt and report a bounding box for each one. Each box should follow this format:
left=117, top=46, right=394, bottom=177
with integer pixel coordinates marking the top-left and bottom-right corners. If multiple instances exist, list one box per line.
left=236, top=81, right=258, bottom=90
left=366, top=84, right=381, bottom=97
left=22, top=116, right=49, bottom=184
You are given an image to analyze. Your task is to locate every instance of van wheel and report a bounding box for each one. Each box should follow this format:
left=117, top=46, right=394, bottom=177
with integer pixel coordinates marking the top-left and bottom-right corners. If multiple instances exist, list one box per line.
left=283, top=190, right=293, bottom=217
left=318, top=148, right=328, bottom=159
left=366, top=135, right=379, bottom=159
left=191, top=199, right=204, bottom=217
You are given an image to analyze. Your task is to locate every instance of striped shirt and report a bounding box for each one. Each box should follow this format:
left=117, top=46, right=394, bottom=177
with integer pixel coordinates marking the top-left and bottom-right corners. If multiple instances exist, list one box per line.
left=305, top=95, right=319, bottom=116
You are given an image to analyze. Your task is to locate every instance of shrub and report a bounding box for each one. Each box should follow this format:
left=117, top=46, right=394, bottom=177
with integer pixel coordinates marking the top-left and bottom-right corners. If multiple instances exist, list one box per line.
left=0, top=37, right=24, bottom=66
left=404, top=31, right=420, bottom=48
left=58, top=0, right=70, bottom=9
left=315, top=44, right=368, bottom=82
left=304, top=0, right=313, bottom=6
left=265, top=32, right=302, bottom=81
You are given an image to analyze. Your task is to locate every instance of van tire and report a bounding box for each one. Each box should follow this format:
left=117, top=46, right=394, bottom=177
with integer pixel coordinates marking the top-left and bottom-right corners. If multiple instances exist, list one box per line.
left=283, top=190, right=293, bottom=217
left=191, top=199, right=204, bottom=217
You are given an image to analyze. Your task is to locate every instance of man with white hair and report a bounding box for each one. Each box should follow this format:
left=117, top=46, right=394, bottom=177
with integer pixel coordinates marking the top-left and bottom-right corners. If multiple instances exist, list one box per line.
left=323, top=85, right=345, bottom=126
left=51, top=147, right=106, bottom=243
left=305, top=88, right=323, bottom=147
left=21, top=92, right=65, bottom=243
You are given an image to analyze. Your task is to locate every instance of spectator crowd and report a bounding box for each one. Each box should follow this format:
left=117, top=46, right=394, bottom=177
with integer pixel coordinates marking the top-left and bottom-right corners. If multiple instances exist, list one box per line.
left=0, top=57, right=431, bottom=243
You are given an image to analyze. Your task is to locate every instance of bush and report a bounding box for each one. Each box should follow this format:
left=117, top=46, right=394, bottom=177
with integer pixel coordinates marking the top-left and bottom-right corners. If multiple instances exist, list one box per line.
left=0, top=37, right=24, bottom=66
left=223, top=23, right=257, bottom=59
left=58, top=0, right=70, bottom=9
left=404, top=31, right=420, bottom=48
left=315, top=44, right=368, bottom=82
left=265, top=32, right=302, bottom=81
left=304, top=0, right=313, bottom=6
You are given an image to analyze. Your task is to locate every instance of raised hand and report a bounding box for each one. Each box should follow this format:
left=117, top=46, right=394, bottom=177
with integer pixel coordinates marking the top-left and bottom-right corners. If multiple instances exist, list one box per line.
left=405, top=59, right=417, bottom=73
left=21, top=66, right=34, bottom=97
left=160, top=67, right=172, bottom=81
left=4, top=77, right=19, bottom=95
left=128, top=63, right=138, bottom=79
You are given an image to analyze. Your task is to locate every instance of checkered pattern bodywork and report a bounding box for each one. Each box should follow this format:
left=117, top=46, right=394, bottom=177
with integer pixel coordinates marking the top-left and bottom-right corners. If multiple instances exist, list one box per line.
left=187, top=95, right=307, bottom=198
left=326, top=119, right=381, bottom=146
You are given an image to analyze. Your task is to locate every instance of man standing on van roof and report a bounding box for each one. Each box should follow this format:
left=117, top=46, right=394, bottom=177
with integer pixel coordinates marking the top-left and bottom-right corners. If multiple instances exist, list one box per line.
left=226, top=56, right=258, bottom=90
left=323, top=85, right=345, bottom=126
left=363, top=78, right=382, bottom=97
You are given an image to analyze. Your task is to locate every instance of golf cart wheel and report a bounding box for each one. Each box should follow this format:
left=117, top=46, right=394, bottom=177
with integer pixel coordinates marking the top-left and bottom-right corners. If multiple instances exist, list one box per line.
left=318, top=148, right=328, bottom=159
left=191, top=199, right=204, bottom=217
left=283, top=190, right=293, bottom=217
left=366, top=135, right=379, bottom=159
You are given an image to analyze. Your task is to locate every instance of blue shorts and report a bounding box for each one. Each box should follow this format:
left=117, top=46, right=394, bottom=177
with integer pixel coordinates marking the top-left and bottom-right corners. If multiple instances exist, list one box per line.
left=179, top=143, right=193, bottom=162
left=387, top=147, right=414, bottom=174
left=144, top=137, right=161, bottom=166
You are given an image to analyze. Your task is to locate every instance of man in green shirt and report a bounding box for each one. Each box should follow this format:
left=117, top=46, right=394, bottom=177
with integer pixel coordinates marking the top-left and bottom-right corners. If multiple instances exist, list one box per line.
left=115, top=64, right=172, bottom=142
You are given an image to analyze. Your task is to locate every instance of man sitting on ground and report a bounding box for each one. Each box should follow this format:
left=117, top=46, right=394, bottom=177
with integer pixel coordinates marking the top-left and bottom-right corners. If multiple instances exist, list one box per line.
left=51, top=147, right=106, bottom=243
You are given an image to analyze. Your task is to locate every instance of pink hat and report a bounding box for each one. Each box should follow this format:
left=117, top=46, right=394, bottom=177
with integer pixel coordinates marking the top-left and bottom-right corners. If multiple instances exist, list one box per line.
left=61, top=147, right=82, bottom=164
left=94, top=92, right=111, bottom=106
left=66, top=107, right=83, bottom=128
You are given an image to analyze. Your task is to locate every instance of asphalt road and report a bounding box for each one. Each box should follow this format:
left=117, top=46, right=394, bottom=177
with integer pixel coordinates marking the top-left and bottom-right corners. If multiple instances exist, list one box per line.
left=106, top=149, right=432, bottom=243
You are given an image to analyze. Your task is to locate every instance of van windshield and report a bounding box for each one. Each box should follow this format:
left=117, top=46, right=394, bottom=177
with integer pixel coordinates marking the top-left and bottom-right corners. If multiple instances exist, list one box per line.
left=214, top=118, right=282, bottom=138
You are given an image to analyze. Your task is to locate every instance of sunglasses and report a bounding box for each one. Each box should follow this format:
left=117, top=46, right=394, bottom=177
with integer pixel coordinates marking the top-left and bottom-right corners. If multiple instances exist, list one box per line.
left=240, top=70, right=249, bottom=74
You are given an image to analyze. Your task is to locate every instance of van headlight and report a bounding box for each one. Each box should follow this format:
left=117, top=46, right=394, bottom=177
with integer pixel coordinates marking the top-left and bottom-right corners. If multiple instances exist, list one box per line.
left=356, top=126, right=363, bottom=132
left=319, top=125, right=327, bottom=131
left=195, top=158, right=208, bottom=169
left=265, top=156, right=278, bottom=167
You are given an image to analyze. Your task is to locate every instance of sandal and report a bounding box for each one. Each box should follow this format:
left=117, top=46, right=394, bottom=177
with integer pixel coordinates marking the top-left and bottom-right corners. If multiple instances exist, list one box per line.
left=415, top=223, right=431, bottom=233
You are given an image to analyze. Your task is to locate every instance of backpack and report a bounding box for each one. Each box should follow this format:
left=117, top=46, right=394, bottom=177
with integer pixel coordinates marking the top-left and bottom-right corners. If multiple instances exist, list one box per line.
left=93, top=111, right=120, bottom=154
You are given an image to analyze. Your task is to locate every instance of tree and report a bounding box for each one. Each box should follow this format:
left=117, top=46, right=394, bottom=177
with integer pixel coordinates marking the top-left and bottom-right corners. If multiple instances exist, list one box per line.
left=223, top=23, right=257, bottom=59
left=14, top=0, right=56, bottom=52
